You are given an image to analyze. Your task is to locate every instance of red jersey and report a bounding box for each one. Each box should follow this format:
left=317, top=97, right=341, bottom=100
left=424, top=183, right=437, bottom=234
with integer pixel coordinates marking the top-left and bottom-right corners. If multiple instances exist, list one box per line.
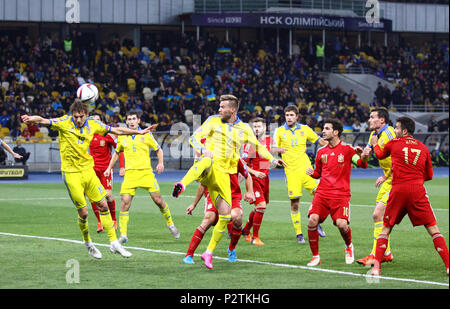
left=373, top=136, right=433, bottom=185
left=311, top=141, right=367, bottom=199
left=89, top=133, right=117, bottom=170
left=243, top=136, right=272, bottom=175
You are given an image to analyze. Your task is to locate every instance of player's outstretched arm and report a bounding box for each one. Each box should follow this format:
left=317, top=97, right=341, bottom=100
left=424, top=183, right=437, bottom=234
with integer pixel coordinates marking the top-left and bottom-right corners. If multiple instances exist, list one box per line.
left=21, top=115, right=51, bottom=126
left=1, top=142, right=22, bottom=159
left=110, top=124, right=158, bottom=136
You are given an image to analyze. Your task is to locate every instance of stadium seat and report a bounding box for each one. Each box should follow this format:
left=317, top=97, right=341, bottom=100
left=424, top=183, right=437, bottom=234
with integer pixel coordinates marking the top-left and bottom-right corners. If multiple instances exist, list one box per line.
left=1, top=81, right=9, bottom=91
left=127, top=79, right=136, bottom=92
left=0, top=127, right=10, bottom=137
left=39, top=126, right=49, bottom=137
left=254, top=105, right=263, bottom=112
left=51, top=91, right=60, bottom=99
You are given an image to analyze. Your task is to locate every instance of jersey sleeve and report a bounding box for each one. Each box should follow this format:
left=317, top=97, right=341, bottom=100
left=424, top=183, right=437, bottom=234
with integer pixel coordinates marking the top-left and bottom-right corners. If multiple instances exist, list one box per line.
left=242, top=143, right=255, bottom=163
left=305, top=125, right=320, bottom=144
left=272, top=127, right=281, bottom=149
left=190, top=116, right=214, bottom=154
left=115, top=137, right=124, bottom=153
left=311, top=149, right=322, bottom=178
left=105, top=134, right=117, bottom=148
left=367, top=131, right=376, bottom=148
left=424, top=147, right=433, bottom=181
left=93, top=120, right=111, bottom=135
left=374, top=140, right=392, bottom=160
left=48, top=115, right=70, bottom=130
left=147, top=132, right=160, bottom=151
left=244, top=124, right=274, bottom=163
left=237, top=158, right=249, bottom=178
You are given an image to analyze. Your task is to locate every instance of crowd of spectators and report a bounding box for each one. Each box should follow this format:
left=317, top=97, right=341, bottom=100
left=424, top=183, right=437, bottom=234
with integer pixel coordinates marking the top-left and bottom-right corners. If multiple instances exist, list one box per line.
left=0, top=31, right=374, bottom=137
left=329, top=36, right=449, bottom=114
left=0, top=30, right=448, bottom=145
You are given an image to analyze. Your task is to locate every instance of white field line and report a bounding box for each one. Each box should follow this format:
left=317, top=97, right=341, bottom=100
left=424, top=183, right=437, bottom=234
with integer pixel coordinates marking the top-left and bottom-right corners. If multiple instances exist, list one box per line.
left=0, top=195, right=448, bottom=212
left=0, top=231, right=448, bottom=288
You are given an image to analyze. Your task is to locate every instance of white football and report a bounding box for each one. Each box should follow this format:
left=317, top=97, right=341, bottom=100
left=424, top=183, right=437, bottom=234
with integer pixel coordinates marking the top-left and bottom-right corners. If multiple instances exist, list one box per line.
left=76, top=83, right=99, bottom=103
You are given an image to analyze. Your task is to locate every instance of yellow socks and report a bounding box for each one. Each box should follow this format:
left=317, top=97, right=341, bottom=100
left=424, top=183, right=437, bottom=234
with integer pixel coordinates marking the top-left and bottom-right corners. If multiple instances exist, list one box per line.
left=160, top=203, right=174, bottom=226
left=181, top=157, right=212, bottom=187
left=291, top=211, right=302, bottom=235
left=119, top=211, right=130, bottom=237
left=371, top=221, right=391, bottom=255
left=77, top=216, right=91, bottom=243
left=99, top=210, right=118, bottom=242
left=206, top=214, right=231, bottom=252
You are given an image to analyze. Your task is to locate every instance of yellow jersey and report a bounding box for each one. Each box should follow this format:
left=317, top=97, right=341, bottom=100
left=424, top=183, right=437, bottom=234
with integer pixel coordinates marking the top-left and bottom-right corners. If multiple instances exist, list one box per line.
left=49, top=115, right=111, bottom=172
left=273, top=122, right=320, bottom=172
left=368, top=124, right=395, bottom=178
left=190, top=115, right=274, bottom=174
left=116, top=129, right=160, bottom=171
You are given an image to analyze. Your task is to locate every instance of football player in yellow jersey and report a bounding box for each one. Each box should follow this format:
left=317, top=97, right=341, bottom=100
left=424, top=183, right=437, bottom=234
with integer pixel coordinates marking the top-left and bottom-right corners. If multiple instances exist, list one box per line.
left=357, top=108, right=395, bottom=266
left=104, top=111, right=179, bottom=243
left=273, top=105, right=328, bottom=243
left=172, top=94, right=285, bottom=269
left=21, top=99, right=155, bottom=259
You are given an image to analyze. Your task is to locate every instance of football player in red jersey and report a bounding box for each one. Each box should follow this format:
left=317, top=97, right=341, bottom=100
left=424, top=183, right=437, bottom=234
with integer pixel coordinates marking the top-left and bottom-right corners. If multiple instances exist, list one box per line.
left=305, top=119, right=368, bottom=266
left=242, top=117, right=278, bottom=245
left=369, top=116, right=449, bottom=276
left=89, top=112, right=124, bottom=232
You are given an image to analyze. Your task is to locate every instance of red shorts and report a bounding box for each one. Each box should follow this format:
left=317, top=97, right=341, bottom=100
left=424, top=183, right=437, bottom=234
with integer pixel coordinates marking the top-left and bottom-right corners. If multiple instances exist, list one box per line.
left=308, top=194, right=351, bottom=224
left=251, top=176, right=270, bottom=205
left=204, top=191, right=242, bottom=226
left=94, top=168, right=113, bottom=190
left=383, top=184, right=436, bottom=228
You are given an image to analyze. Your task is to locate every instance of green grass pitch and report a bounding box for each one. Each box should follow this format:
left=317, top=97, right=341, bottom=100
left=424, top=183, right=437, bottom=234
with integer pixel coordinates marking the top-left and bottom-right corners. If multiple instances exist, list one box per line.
left=0, top=178, right=448, bottom=289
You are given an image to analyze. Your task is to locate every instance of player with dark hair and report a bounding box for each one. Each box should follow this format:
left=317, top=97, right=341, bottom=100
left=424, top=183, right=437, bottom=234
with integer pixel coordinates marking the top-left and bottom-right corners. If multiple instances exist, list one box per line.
left=89, top=112, right=124, bottom=232
left=305, top=119, right=368, bottom=266
left=105, top=111, right=179, bottom=243
left=242, top=117, right=279, bottom=245
left=273, top=105, right=327, bottom=244
left=21, top=99, right=155, bottom=259
left=357, top=107, right=396, bottom=266
left=369, top=116, right=449, bottom=276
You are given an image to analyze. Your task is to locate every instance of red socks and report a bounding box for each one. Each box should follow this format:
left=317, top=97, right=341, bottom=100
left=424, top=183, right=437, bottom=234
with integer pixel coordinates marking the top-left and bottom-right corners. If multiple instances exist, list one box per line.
left=91, top=200, right=116, bottom=223
left=107, top=200, right=116, bottom=222
left=252, top=209, right=264, bottom=238
left=186, top=227, right=205, bottom=257
left=229, top=224, right=242, bottom=251
left=374, top=234, right=389, bottom=265
left=308, top=225, right=319, bottom=256
left=243, top=209, right=255, bottom=235
left=91, top=202, right=101, bottom=223
left=340, top=226, right=352, bottom=247
left=432, top=233, right=449, bottom=270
